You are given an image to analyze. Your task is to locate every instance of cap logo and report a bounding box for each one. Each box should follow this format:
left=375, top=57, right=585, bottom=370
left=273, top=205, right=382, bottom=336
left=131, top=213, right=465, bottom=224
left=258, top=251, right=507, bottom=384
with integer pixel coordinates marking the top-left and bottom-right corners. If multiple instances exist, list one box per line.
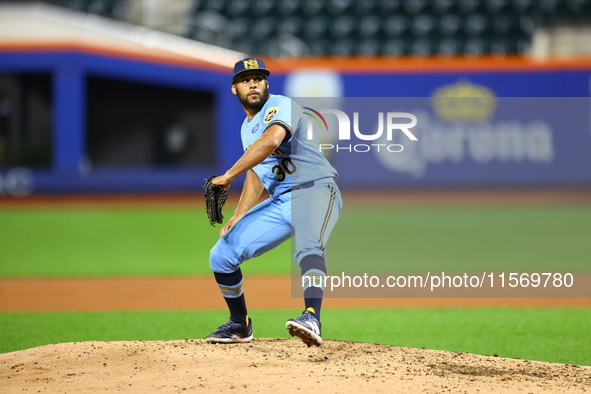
left=243, top=59, right=260, bottom=69
left=232, top=58, right=269, bottom=83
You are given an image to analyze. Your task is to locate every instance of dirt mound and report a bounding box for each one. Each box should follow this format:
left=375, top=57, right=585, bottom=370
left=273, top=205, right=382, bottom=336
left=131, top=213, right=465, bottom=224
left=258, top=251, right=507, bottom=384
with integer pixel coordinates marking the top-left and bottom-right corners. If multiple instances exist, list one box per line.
left=1, top=339, right=589, bottom=393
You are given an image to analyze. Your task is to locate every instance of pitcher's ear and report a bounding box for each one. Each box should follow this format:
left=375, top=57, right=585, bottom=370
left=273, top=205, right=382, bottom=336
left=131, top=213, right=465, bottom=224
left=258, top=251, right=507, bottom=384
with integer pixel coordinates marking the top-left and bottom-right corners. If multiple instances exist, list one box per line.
left=231, top=84, right=237, bottom=95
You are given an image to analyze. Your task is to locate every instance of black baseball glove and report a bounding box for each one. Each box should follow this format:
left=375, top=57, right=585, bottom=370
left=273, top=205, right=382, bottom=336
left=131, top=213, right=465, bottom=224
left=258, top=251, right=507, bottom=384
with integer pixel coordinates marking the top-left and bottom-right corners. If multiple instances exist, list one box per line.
left=203, top=177, right=228, bottom=226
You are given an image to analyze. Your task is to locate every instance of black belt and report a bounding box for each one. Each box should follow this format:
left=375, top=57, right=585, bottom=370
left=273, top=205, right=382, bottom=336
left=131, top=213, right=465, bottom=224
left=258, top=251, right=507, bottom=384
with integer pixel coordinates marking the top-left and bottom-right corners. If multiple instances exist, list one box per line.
left=280, top=181, right=315, bottom=195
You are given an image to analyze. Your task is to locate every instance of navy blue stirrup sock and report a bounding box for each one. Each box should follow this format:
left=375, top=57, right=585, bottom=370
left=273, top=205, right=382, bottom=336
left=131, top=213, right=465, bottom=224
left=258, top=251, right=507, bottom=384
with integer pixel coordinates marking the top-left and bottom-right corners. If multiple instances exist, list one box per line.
left=214, top=268, right=248, bottom=326
left=300, top=255, right=326, bottom=320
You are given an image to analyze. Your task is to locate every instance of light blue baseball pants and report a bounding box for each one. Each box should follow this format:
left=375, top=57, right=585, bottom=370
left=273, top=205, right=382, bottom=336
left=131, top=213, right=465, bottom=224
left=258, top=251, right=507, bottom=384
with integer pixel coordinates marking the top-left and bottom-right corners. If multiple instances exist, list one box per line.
left=209, top=178, right=342, bottom=274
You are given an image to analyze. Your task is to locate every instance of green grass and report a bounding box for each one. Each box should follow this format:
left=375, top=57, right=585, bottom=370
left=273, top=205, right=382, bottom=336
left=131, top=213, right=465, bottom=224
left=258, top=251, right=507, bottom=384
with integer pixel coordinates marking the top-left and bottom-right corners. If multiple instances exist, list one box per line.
left=1, top=206, right=590, bottom=277
left=0, top=209, right=291, bottom=277
left=1, top=308, right=589, bottom=366
left=1, top=205, right=589, bottom=366
left=329, top=206, right=591, bottom=274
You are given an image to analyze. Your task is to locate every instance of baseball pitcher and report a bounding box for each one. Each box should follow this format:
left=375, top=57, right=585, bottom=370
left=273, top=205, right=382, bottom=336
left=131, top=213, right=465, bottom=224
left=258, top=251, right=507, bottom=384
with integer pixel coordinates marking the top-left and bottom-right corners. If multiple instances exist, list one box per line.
left=205, top=57, right=342, bottom=347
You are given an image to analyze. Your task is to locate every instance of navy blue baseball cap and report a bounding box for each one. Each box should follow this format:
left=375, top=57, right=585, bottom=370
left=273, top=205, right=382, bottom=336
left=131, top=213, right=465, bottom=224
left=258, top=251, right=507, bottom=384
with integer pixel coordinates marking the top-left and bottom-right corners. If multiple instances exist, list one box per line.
left=232, top=57, right=270, bottom=83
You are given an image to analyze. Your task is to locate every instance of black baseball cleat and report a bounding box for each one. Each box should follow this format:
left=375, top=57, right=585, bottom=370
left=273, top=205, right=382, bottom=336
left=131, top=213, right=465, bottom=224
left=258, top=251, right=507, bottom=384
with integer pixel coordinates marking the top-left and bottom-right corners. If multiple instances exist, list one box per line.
left=206, top=318, right=253, bottom=343
left=286, top=310, right=322, bottom=347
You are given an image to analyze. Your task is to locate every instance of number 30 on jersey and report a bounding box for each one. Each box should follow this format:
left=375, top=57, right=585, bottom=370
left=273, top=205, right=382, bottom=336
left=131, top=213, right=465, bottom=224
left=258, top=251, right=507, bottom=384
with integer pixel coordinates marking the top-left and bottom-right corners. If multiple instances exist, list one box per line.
left=271, top=158, right=297, bottom=182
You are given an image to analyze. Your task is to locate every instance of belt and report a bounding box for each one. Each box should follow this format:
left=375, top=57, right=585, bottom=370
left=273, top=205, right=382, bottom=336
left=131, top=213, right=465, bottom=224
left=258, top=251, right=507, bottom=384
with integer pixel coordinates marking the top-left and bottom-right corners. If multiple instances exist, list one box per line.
left=280, top=181, right=315, bottom=195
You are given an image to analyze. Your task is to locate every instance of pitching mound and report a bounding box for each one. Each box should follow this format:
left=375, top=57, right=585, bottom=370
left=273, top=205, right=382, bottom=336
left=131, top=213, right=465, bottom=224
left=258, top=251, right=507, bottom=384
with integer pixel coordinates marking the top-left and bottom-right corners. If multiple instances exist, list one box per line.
left=1, top=339, right=588, bottom=393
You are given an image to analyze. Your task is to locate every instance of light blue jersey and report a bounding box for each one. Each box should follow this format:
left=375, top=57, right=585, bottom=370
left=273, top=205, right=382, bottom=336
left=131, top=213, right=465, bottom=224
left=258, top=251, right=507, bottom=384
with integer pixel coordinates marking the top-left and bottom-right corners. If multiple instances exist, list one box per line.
left=211, top=93, right=342, bottom=272
left=240, top=94, right=338, bottom=198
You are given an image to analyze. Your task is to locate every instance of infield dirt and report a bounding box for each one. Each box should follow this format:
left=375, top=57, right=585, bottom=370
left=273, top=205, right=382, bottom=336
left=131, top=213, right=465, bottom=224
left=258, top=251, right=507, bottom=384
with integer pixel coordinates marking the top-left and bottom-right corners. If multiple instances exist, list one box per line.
left=1, top=338, right=590, bottom=393
left=1, top=276, right=590, bottom=393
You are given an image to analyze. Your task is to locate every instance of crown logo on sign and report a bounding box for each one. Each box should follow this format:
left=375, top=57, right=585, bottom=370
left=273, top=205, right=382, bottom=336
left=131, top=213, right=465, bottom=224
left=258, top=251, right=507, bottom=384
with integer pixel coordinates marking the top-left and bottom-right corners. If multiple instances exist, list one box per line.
left=431, top=80, right=496, bottom=122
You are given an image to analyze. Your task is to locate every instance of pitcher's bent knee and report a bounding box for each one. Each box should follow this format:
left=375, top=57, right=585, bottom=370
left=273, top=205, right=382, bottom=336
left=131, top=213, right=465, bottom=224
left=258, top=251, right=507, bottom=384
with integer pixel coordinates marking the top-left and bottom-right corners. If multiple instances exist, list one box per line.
left=294, top=248, right=325, bottom=267
left=209, top=240, right=240, bottom=274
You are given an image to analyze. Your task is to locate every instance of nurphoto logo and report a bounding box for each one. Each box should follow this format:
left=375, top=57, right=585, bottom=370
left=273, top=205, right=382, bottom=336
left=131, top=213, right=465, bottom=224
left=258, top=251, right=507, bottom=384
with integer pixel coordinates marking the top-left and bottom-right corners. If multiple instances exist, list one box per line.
left=303, top=107, right=418, bottom=153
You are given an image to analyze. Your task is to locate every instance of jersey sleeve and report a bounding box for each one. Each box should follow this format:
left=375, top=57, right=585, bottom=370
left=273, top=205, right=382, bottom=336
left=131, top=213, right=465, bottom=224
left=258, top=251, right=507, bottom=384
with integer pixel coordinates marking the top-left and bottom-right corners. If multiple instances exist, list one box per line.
left=262, top=96, right=298, bottom=137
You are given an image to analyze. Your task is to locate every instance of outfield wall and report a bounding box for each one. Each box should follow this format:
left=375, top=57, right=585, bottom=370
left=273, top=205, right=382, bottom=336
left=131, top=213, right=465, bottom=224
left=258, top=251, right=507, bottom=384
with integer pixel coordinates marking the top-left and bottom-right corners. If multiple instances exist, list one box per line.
left=1, top=47, right=590, bottom=195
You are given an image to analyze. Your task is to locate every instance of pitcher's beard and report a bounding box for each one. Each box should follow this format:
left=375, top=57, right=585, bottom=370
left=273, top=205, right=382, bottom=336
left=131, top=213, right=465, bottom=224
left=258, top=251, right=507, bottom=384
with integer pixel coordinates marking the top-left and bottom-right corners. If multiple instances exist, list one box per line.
left=238, top=87, right=269, bottom=111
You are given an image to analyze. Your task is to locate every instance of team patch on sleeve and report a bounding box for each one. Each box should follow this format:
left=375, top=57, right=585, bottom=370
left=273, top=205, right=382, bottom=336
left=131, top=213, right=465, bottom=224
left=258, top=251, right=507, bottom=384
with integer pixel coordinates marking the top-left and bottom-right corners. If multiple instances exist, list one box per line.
left=264, top=107, right=278, bottom=123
